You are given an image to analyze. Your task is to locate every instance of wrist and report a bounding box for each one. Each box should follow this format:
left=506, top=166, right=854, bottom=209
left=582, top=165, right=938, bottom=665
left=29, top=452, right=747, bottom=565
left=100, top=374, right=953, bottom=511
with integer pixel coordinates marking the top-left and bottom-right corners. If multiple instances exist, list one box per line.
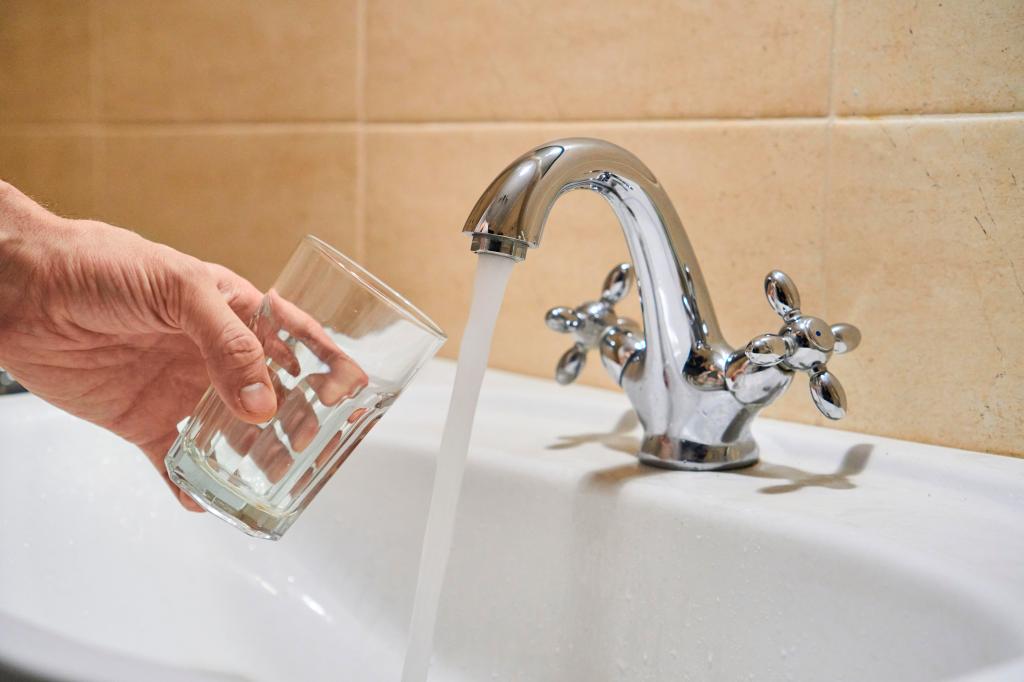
left=0, top=183, right=73, bottom=352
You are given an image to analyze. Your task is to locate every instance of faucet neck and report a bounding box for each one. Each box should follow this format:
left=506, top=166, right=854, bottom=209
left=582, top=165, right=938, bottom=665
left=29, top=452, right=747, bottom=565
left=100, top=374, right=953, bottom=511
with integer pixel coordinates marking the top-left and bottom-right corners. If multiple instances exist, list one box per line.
left=464, top=138, right=771, bottom=470
left=463, top=138, right=729, bottom=361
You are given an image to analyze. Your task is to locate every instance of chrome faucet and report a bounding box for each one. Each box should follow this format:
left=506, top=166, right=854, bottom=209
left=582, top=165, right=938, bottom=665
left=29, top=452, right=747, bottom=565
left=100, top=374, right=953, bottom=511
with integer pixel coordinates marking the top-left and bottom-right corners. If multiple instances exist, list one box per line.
left=463, top=138, right=860, bottom=471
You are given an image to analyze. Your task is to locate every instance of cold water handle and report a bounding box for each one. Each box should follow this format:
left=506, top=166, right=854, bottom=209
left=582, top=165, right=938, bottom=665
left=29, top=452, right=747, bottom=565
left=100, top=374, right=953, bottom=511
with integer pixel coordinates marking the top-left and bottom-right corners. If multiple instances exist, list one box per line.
left=543, top=263, right=644, bottom=386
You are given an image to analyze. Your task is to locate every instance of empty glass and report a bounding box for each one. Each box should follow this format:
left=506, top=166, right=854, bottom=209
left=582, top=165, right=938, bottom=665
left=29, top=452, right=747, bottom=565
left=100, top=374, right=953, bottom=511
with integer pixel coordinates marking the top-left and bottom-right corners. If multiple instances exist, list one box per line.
left=165, top=236, right=445, bottom=540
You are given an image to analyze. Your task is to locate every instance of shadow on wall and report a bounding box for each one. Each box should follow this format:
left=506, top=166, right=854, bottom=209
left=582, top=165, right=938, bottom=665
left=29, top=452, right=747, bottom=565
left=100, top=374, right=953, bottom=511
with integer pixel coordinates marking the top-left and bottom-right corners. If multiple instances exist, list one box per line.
left=549, top=409, right=873, bottom=495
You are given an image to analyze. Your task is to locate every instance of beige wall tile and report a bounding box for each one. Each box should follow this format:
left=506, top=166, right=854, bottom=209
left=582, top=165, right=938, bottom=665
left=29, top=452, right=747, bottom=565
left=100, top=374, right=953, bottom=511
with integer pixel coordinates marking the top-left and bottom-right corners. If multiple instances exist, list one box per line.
left=826, top=117, right=1024, bottom=455
left=96, top=128, right=357, bottom=289
left=364, top=122, right=828, bottom=426
left=0, top=0, right=94, bottom=122
left=96, top=0, right=358, bottom=122
left=835, top=1, right=1024, bottom=115
left=366, top=1, right=832, bottom=121
left=0, top=133, right=95, bottom=217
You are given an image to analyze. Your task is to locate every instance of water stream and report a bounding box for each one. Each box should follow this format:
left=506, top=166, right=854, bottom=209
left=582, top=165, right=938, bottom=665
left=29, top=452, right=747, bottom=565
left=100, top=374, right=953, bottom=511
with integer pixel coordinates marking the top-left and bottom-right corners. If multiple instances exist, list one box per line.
left=400, top=253, right=516, bottom=682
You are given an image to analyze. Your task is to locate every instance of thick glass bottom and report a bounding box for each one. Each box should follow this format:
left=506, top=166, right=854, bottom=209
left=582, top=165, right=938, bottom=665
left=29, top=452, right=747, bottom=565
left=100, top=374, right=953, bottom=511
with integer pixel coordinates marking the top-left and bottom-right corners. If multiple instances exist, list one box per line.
left=165, top=438, right=298, bottom=541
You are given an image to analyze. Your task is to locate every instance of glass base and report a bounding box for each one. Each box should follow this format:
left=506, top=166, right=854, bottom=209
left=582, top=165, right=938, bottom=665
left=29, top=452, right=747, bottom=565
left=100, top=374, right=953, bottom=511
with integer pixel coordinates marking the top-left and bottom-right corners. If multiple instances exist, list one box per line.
left=165, top=438, right=297, bottom=541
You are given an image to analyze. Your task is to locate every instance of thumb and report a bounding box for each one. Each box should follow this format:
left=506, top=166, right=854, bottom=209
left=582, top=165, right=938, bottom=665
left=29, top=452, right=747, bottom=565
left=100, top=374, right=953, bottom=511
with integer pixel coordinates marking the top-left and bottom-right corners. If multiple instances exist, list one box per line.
left=179, top=281, right=277, bottom=424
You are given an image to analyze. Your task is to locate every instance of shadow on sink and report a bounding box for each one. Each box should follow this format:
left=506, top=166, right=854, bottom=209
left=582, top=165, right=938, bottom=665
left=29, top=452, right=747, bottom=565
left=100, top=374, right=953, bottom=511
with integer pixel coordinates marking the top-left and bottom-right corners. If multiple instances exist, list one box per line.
left=546, top=410, right=641, bottom=455
left=0, top=660, right=48, bottom=682
left=549, top=411, right=872, bottom=496
left=734, top=443, right=873, bottom=495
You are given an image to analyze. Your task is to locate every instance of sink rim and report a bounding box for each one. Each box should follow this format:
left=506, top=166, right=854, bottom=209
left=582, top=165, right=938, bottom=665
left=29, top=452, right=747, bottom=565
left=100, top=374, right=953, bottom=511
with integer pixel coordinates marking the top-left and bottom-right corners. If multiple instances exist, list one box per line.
left=1, top=359, right=1023, bottom=682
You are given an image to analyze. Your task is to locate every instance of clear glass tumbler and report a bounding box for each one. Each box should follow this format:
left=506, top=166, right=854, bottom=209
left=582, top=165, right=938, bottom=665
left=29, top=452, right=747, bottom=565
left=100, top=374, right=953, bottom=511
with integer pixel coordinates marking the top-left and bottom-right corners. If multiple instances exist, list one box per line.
left=165, top=236, right=445, bottom=540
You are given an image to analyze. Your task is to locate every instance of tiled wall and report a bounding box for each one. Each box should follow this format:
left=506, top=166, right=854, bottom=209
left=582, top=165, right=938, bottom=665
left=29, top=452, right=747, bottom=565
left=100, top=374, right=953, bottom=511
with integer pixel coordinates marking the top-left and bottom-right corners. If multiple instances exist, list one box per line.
left=1, top=1, right=1022, bottom=456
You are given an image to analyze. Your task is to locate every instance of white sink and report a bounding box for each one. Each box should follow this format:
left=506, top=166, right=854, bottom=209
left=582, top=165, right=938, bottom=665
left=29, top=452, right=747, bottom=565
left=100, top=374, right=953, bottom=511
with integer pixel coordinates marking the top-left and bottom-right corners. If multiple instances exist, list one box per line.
left=2, top=359, right=1023, bottom=681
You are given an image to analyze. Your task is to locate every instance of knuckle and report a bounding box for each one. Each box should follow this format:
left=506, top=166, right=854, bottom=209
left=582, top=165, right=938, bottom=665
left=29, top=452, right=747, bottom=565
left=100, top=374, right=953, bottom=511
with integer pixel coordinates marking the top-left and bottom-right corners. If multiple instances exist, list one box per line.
left=172, top=254, right=208, bottom=286
left=217, top=327, right=263, bottom=368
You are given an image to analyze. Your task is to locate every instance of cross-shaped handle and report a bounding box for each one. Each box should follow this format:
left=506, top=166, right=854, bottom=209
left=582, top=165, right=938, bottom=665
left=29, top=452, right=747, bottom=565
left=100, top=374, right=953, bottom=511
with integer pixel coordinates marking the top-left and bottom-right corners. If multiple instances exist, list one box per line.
left=544, top=263, right=640, bottom=384
left=744, top=271, right=861, bottom=420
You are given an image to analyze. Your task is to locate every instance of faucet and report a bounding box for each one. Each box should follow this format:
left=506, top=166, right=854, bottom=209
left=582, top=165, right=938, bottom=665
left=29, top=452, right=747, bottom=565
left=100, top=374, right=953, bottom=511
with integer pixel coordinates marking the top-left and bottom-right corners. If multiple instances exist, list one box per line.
left=463, top=138, right=860, bottom=471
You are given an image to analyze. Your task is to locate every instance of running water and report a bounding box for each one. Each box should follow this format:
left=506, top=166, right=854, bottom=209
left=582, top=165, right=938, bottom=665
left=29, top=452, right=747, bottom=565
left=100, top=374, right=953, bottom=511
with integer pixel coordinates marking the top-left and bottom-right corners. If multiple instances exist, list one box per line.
left=400, top=254, right=516, bottom=682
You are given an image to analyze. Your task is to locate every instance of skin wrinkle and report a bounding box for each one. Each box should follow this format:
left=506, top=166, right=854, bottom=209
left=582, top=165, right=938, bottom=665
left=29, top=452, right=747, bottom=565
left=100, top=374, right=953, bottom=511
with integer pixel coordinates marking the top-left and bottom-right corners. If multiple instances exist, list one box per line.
left=0, top=182, right=283, bottom=512
left=0, top=182, right=372, bottom=513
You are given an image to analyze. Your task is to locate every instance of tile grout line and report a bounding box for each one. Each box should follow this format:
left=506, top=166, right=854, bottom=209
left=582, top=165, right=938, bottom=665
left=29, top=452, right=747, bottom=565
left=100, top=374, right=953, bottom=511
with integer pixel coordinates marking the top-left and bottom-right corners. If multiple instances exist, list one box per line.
left=5, top=111, right=1022, bottom=137
left=87, top=0, right=103, bottom=217
left=353, top=0, right=368, bottom=263
left=826, top=0, right=840, bottom=120
left=820, top=0, right=840, bottom=324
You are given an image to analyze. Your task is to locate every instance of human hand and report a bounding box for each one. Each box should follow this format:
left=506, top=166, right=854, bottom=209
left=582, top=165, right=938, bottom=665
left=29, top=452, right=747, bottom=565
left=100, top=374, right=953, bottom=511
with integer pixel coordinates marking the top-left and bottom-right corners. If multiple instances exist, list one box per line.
left=0, top=182, right=283, bottom=510
left=203, top=288, right=370, bottom=493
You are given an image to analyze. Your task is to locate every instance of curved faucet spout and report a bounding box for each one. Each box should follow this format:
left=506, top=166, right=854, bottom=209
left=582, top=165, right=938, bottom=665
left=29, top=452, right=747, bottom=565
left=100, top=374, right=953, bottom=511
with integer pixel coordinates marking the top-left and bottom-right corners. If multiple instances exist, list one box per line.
left=462, top=138, right=852, bottom=471
left=464, top=139, right=724, bottom=343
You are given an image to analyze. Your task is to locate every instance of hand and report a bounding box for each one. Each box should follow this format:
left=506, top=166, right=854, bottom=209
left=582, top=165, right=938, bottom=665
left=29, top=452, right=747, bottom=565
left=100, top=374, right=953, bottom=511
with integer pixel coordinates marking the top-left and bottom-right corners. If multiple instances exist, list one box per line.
left=205, top=289, right=370, bottom=492
left=0, top=181, right=279, bottom=511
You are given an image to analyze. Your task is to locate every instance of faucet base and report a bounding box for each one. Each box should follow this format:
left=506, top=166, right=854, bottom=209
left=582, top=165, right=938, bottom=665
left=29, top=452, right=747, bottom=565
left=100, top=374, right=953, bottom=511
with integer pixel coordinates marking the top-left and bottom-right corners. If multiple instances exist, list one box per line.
left=637, top=436, right=759, bottom=471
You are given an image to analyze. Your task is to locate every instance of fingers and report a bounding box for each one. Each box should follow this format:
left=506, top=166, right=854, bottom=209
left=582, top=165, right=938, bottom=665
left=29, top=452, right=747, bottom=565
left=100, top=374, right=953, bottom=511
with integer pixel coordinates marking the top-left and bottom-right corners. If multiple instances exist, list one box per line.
left=218, top=377, right=320, bottom=484
left=246, top=428, right=295, bottom=484
left=178, top=274, right=277, bottom=424
left=267, top=290, right=369, bottom=404
left=139, top=436, right=205, bottom=513
left=206, top=263, right=301, bottom=376
left=287, top=431, right=343, bottom=498
left=180, top=270, right=372, bottom=499
left=278, top=387, right=320, bottom=452
left=205, top=262, right=263, bottom=321
left=205, top=278, right=369, bottom=404
left=264, top=334, right=302, bottom=376
left=177, top=487, right=206, bottom=512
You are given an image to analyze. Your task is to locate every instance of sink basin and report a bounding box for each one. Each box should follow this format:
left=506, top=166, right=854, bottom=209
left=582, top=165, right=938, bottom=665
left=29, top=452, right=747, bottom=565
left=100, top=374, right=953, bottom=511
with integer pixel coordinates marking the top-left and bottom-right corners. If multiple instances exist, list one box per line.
left=2, top=359, right=1023, bottom=681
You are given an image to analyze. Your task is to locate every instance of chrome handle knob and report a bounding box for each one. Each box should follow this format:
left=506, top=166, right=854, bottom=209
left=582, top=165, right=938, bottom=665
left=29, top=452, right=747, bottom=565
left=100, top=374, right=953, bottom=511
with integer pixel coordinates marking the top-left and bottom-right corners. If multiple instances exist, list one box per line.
left=745, top=333, right=794, bottom=367
left=831, top=322, right=861, bottom=354
left=555, top=343, right=587, bottom=385
left=743, top=270, right=860, bottom=420
left=545, top=306, right=584, bottom=333
left=544, top=263, right=639, bottom=384
left=765, top=270, right=801, bottom=321
left=809, top=368, right=847, bottom=420
left=601, top=263, right=633, bottom=304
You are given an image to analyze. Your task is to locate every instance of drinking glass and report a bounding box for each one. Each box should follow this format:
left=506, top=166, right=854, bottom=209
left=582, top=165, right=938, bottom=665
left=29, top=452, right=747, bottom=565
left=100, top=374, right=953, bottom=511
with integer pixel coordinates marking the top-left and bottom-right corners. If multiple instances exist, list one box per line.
left=165, top=235, right=445, bottom=540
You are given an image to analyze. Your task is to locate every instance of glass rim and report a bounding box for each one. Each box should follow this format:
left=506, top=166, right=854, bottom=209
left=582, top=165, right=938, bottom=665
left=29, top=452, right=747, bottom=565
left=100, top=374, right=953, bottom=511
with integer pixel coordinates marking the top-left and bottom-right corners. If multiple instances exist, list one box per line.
left=301, top=235, right=447, bottom=341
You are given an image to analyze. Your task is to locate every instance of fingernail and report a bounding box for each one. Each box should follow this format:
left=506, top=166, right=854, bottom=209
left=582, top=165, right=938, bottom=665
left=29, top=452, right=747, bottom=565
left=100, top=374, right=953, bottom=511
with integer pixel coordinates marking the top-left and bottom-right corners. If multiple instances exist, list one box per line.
left=240, top=383, right=275, bottom=417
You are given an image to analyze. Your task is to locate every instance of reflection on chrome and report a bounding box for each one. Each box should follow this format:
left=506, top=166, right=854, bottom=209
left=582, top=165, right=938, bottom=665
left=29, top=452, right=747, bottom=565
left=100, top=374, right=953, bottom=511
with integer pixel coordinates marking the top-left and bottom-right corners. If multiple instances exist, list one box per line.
left=464, top=138, right=860, bottom=470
